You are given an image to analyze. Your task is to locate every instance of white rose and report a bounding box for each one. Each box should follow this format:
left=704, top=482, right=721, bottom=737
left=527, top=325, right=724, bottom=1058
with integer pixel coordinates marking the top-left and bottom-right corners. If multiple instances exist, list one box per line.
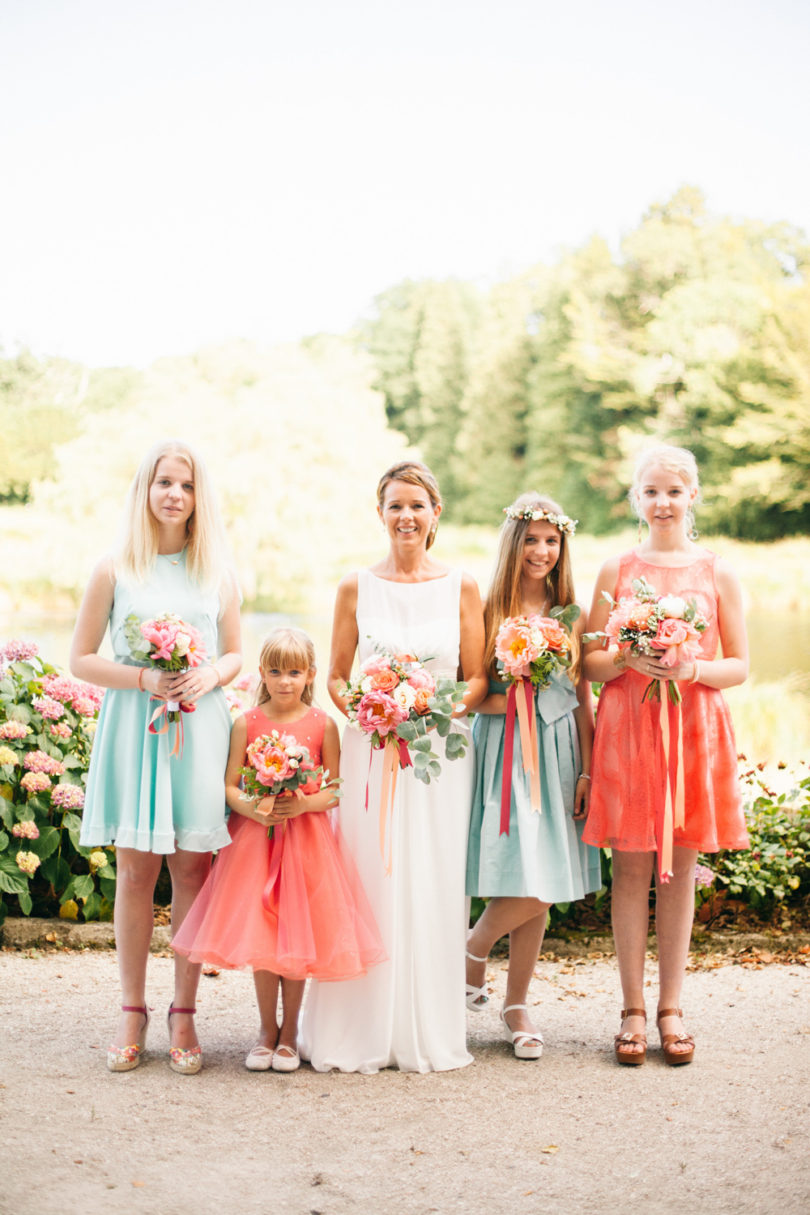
left=174, top=631, right=191, bottom=656
left=393, top=683, right=417, bottom=711
left=658, top=595, right=687, bottom=618
left=360, top=675, right=373, bottom=693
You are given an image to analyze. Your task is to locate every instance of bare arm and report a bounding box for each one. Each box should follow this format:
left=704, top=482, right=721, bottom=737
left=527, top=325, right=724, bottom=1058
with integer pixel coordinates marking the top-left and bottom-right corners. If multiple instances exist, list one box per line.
left=166, top=572, right=243, bottom=704
left=327, top=575, right=360, bottom=717
left=694, top=559, right=748, bottom=689
left=224, top=715, right=276, bottom=827
left=456, top=573, right=487, bottom=715
left=582, top=556, right=625, bottom=686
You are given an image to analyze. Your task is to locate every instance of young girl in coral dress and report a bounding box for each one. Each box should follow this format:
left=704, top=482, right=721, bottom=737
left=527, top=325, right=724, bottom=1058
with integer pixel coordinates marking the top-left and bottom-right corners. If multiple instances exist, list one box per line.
left=173, top=628, right=385, bottom=1072
left=583, top=445, right=749, bottom=1066
left=465, top=493, right=602, bottom=1059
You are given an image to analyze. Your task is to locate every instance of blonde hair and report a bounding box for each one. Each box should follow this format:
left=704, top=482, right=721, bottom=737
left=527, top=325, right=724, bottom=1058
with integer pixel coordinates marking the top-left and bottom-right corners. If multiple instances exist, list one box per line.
left=483, top=491, right=580, bottom=681
left=376, top=460, right=442, bottom=550
left=116, top=439, right=231, bottom=594
left=256, top=627, right=316, bottom=708
left=630, top=443, right=701, bottom=538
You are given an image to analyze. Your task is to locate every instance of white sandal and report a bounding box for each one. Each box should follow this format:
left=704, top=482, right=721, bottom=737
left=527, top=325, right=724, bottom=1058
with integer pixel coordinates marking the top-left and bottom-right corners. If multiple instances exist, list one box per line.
left=465, top=950, right=489, bottom=1010
left=501, top=1004, right=544, bottom=1060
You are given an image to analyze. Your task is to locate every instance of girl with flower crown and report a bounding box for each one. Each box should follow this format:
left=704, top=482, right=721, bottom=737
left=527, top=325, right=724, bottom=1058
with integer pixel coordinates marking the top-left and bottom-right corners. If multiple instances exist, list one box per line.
left=583, top=444, right=748, bottom=1066
left=465, top=493, right=601, bottom=1058
left=72, top=440, right=242, bottom=1076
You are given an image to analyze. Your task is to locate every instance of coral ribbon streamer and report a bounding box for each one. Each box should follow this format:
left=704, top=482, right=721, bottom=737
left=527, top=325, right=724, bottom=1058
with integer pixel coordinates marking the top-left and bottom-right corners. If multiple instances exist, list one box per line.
left=366, top=738, right=413, bottom=875
left=656, top=692, right=685, bottom=884
left=148, top=698, right=193, bottom=759
left=261, top=813, right=284, bottom=916
left=500, top=679, right=542, bottom=836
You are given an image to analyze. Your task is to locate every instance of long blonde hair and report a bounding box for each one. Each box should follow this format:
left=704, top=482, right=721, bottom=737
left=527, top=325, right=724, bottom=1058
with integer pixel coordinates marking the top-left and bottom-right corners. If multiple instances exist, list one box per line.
left=483, top=492, right=580, bottom=680
left=255, top=628, right=317, bottom=708
left=116, top=439, right=230, bottom=594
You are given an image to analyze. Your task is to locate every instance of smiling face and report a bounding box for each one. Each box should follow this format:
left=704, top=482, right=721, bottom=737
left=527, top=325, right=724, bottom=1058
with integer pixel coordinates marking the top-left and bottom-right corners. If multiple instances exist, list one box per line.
left=521, top=519, right=562, bottom=586
left=378, top=479, right=441, bottom=551
left=148, top=456, right=195, bottom=531
left=261, top=664, right=314, bottom=708
left=636, top=463, right=697, bottom=535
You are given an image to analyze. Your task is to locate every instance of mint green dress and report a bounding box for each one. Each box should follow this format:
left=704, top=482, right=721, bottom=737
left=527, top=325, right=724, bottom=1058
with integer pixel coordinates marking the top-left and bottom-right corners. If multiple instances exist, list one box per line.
left=466, top=672, right=601, bottom=901
left=79, top=553, right=232, bottom=854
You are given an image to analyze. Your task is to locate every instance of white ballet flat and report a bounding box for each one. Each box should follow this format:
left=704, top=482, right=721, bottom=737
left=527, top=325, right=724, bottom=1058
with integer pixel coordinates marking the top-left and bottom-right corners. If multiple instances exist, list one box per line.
left=271, top=1044, right=300, bottom=1073
left=501, top=1004, right=544, bottom=1060
left=465, top=949, right=489, bottom=1010
left=245, top=1044, right=274, bottom=1072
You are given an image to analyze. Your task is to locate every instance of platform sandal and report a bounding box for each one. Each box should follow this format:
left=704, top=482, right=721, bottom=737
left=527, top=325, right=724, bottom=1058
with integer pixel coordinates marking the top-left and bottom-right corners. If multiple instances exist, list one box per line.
left=167, top=1005, right=203, bottom=1076
left=107, top=1005, right=149, bottom=1072
left=657, top=1007, right=695, bottom=1066
left=614, top=1008, right=647, bottom=1066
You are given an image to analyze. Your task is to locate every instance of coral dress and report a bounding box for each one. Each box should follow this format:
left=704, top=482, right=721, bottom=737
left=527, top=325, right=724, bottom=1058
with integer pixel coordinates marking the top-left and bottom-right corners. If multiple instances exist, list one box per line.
left=79, top=552, right=232, bottom=854
left=467, top=671, right=602, bottom=901
left=299, top=569, right=475, bottom=1073
left=172, top=706, right=386, bottom=980
left=583, top=550, right=749, bottom=854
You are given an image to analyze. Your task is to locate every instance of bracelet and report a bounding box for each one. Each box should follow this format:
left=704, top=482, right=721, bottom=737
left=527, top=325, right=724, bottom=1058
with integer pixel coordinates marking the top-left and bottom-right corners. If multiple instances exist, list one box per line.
left=137, top=667, right=146, bottom=692
left=577, top=773, right=591, bottom=781
left=689, top=661, right=701, bottom=685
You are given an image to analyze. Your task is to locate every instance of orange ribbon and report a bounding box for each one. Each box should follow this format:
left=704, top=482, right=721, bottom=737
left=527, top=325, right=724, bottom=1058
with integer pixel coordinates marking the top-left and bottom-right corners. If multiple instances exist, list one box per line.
left=655, top=691, right=685, bottom=884
left=366, top=737, right=412, bottom=875
left=500, top=679, right=542, bottom=835
left=147, top=698, right=196, bottom=759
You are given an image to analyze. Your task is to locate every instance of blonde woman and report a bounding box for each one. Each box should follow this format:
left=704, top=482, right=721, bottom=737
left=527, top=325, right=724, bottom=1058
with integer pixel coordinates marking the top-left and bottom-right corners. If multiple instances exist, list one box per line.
left=72, top=440, right=241, bottom=1075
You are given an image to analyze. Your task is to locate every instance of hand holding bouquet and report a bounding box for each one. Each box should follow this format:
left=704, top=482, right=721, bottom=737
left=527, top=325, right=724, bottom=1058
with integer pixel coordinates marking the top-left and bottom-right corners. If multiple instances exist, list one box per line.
left=240, top=730, right=338, bottom=837
left=592, top=577, right=707, bottom=704
left=124, top=612, right=207, bottom=717
left=342, top=650, right=469, bottom=783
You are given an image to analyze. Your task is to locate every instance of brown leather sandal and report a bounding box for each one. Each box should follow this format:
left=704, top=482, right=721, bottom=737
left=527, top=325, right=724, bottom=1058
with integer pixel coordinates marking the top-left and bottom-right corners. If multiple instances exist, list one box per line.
left=657, top=1007, right=695, bottom=1066
left=614, top=1007, right=647, bottom=1066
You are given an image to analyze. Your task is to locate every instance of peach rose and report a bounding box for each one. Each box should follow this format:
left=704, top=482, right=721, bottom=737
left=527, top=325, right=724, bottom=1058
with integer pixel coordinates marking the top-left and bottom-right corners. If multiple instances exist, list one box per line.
left=413, top=689, right=433, bottom=716
left=370, top=668, right=400, bottom=693
left=653, top=618, right=702, bottom=667
left=532, top=618, right=569, bottom=654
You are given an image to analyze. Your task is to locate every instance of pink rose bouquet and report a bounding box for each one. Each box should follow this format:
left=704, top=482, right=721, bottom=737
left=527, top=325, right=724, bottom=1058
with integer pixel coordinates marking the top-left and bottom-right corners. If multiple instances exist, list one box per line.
left=591, top=576, right=707, bottom=705
left=124, top=612, right=207, bottom=717
left=494, top=604, right=579, bottom=688
left=343, top=651, right=469, bottom=781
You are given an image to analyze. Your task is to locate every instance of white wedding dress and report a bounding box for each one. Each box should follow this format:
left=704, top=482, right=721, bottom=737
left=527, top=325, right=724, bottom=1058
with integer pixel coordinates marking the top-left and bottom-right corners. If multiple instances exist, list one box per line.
left=300, top=569, right=474, bottom=1072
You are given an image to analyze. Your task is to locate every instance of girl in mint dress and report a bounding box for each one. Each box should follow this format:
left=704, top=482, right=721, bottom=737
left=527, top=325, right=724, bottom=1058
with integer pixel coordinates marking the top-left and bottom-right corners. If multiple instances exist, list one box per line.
left=72, top=440, right=241, bottom=1076
left=465, top=493, right=601, bottom=1059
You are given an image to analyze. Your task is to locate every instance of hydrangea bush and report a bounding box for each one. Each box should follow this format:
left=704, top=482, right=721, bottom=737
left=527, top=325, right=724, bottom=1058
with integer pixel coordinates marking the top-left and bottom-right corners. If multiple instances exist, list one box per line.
left=0, top=640, right=114, bottom=923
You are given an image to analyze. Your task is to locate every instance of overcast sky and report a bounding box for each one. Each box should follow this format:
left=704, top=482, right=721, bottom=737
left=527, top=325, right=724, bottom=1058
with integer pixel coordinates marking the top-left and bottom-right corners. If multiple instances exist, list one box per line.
left=1, top=0, right=808, bottom=367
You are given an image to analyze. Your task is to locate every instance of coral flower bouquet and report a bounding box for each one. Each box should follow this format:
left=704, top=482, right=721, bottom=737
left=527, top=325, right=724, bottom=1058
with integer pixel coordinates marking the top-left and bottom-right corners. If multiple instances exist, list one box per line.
left=124, top=613, right=207, bottom=718
left=595, top=576, right=707, bottom=705
left=240, top=730, right=335, bottom=838
left=343, top=651, right=469, bottom=782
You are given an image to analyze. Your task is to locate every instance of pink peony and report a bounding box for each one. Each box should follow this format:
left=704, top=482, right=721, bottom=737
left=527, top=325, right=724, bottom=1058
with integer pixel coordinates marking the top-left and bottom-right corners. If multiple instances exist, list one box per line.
left=142, top=620, right=179, bottom=662
left=406, top=666, right=436, bottom=694
left=249, top=742, right=296, bottom=786
left=21, top=771, right=51, bottom=794
left=12, top=820, right=40, bottom=839
left=356, top=690, right=408, bottom=738
left=33, top=695, right=65, bottom=720
left=23, top=750, right=65, bottom=775
left=495, top=618, right=537, bottom=679
left=51, top=783, right=85, bottom=810
left=653, top=618, right=702, bottom=667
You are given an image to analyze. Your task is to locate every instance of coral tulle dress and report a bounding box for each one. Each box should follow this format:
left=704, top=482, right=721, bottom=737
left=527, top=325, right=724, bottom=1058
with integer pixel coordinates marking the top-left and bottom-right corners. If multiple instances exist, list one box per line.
left=172, top=706, right=386, bottom=980
left=583, top=550, right=749, bottom=855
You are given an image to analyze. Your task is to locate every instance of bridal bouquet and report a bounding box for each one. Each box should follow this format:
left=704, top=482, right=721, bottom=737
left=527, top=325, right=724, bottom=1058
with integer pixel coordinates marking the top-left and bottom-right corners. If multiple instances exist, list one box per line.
left=240, top=730, right=337, bottom=838
left=493, top=605, right=580, bottom=824
left=595, top=577, right=707, bottom=704
left=342, top=650, right=468, bottom=783
left=124, top=612, right=207, bottom=718
left=494, top=604, right=580, bottom=688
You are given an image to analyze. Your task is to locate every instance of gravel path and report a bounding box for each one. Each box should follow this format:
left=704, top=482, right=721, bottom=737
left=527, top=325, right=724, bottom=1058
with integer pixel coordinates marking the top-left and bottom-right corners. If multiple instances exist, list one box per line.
left=2, top=948, right=808, bottom=1215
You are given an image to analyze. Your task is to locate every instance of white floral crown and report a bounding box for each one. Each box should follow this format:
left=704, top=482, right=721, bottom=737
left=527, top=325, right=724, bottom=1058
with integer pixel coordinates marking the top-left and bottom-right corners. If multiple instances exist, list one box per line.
left=503, top=505, right=578, bottom=535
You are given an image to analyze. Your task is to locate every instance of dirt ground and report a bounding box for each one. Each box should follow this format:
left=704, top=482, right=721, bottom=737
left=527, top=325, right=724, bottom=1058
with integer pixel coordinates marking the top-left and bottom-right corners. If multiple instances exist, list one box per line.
left=2, top=944, right=809, bottom=1215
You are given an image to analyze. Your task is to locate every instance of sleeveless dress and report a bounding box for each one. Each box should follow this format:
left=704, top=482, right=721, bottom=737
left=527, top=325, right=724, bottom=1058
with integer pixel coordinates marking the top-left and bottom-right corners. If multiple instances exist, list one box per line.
left=172, top=706, right=386, bottom=980
left=466, top=671, right=602, bottom=901
left=583, top=550, right=749, bottom=854
left=299, top=569, right=474, bottom=1073
left=79, top=552, right=232, bottom=853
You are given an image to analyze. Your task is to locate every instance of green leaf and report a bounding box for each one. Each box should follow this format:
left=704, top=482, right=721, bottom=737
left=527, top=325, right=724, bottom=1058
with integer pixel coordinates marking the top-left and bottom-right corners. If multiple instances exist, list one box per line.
left=0, top=867, right=28, bottom=895
left=397, top=721, right=418, bottom=741
left=32, top=825, right=61, bottom=860
left=18, top=888, right=32, bottom=916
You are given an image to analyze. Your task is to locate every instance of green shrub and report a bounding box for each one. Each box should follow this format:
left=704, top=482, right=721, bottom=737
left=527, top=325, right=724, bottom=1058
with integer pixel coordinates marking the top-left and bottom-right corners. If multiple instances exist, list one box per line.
left=0, top=640, right=115, bottom=923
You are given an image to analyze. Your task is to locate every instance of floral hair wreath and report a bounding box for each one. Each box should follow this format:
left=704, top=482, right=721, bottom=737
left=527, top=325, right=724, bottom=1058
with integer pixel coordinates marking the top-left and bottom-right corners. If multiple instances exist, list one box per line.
left=503, top=505, right=578, bottom=536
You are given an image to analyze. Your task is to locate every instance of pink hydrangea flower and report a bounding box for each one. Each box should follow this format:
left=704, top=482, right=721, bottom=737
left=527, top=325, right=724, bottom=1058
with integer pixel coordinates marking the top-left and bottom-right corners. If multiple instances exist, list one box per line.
left=0, top=721, right=31, bottom=740
left=1, top=640, right=39, bottom=662
left=233, top=674, right=256, bottom=692
left=15, top=850, right=41, bottom=876
left=71, top=697, right=98, bottom=717
left=21, top=771, right=51, bottom=793
left=50, top=722, right=72, bottom=740
left=694, top=863, right=716, bottom=889
left=356, top=690, right=408, bottom=738
left=23, top=750, right=65, bottom=776
left=51, top=784, right=85, bottom=810
left=42, top=674, right=104, bottom=708
left=12, top=820, right=40, bottom=840
left=33, top=695, right=65, bottom=720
